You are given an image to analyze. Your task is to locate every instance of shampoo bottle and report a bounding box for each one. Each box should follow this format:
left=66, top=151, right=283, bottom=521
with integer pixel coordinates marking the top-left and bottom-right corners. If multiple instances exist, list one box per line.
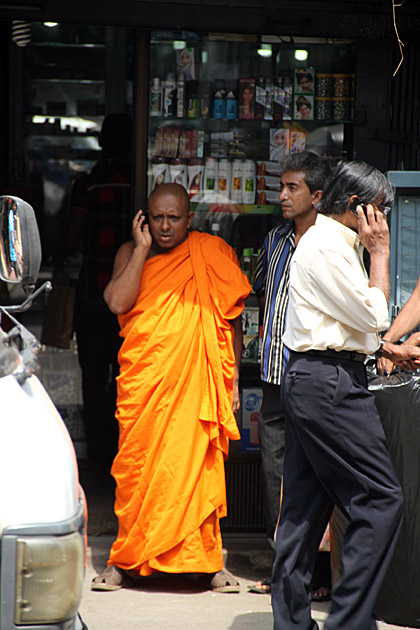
left=176, top=73, right=185, bottom=118
left=150, top=77, right=163, bottom=117
left=242, top=159, right=256, bottom=204
left=163, top=73, right=176, bottom=117
left=231, top=159, right=243, bottom=204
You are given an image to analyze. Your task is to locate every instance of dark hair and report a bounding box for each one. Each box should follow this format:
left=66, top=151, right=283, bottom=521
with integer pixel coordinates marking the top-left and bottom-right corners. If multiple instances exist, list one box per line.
left=296, top=70, right=313, bottom=84
left=319, top=160, right=395, bottom=215
left=296, top=95, right=312, bottom=111
left=279, top=152, right=331, bottom=194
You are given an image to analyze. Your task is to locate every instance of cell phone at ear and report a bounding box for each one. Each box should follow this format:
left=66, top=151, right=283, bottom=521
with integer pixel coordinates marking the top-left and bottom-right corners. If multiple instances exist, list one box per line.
left=138, top=211, right=148, bottom=225
left=349, top=199, right=368, bottom=218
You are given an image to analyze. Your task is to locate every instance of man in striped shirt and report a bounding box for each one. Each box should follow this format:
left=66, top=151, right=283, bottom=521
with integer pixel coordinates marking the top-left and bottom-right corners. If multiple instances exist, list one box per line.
left=253, top=152, right=330, bottom=577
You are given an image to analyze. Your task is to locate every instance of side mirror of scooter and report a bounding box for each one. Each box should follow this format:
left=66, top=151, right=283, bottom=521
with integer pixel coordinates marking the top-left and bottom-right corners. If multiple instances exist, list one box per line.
left=0, top=196, right=41, bottom=296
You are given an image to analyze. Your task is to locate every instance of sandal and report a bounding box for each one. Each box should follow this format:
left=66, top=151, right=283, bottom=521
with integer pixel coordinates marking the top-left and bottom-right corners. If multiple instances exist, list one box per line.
left=248, top=577, right=271, bottom=594
left=198, top=569, right=240, bottom=593
left=311, top=585, right=331, bottom=602
left=91, top=565, right=128, bottom=591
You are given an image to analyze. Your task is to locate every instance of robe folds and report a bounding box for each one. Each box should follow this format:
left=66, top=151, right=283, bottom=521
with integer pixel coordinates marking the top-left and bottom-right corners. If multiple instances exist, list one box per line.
left=108, top=231, right=251, bottom=575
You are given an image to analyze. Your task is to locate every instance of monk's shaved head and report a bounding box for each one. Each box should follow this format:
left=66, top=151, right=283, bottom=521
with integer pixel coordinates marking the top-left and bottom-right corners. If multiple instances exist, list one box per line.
left=148, top=183, right=190, bottom=215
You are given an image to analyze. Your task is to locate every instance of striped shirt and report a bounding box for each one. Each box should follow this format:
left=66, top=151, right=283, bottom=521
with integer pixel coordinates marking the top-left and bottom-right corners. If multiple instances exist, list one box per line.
left=253, top=222, right=295, bottom=384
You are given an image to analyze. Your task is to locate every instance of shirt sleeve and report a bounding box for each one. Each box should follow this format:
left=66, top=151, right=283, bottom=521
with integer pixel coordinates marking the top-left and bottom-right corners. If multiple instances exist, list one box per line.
left=253, top=237, right=268, bottom=294
left=302, top=247, right=389, bottom=333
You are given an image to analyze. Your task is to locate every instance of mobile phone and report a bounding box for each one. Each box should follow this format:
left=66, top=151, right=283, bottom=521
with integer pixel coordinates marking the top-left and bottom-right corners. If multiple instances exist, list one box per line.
left=138, top=210, right=149, bottom=225
left=349, top=198, right=368, bottom=218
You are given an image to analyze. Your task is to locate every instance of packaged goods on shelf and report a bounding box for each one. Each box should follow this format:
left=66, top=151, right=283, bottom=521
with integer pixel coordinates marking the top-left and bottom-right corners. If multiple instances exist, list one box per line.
left=176, top=74, right=186, bottom=118
left=188, top=158, right=205, bottom=200
left=152, top=127, right=204, bottom=159
left=273, top=75, right=293, bottom=120
left=257, top=160, right=281, bottom=176
left=241, top=388, right=262, bottom=451
left=151, top=158, right=170, bottom=189
left=269, top=128, right=290, bottom=160
left=264, top=77, right=274, bottom=120
left=257, top=175, right=281, bottom=191
left=242, top=159, right=256, bottom=204
left=333, top=73, right=351, bottom=97
left=210, top=130, right=248, bottom=158
left=203, top=157, right=218, bottom=200
left=290, top=130, right=306, bottom=153
left=315, top=73, right=334, bottom=97
left=217, top=158, right=231, bottom=200
left=225, top=85, right=239, bottom=120
left=256, top=190, right=280, bottom=205
left=255, top=76, right=265, bottom=120
left=294, top=67, right=315, bottom=94
left=199, top=81, right=211, bottom=119
left=231, top=159, right=243, bottom=204
left=315, top=96, right=333, bottom=121
left=163, top=73, right=177, bottom=117
left=169, top=158, right=188, bottom=188
left=150, top=77, right=163, bottom=117
left=176, top=47, right=198, bottom=81
left=213, top=81, right=226, bottom=119
left=186, top=79, right=199, bottom=118
left=238, top=78, right=256, bottom=120
left=294, top=94, right=314, bottom=120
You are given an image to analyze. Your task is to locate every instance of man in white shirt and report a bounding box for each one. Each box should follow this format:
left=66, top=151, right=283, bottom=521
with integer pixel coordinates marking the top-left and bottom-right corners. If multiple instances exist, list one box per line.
left=271, top=160, right=420, bottom=630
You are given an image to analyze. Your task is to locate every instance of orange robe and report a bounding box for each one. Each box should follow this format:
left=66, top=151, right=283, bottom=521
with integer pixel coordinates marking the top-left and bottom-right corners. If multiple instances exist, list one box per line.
left=108, top=231, right=251, bottom=575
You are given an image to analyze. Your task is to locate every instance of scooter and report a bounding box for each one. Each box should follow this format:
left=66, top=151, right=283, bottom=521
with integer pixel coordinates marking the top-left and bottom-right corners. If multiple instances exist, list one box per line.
left=0, top=196, right=87, bottom=630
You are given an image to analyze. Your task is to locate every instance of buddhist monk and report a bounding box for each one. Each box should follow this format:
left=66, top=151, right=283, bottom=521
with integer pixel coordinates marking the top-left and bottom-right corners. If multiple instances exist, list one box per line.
left=92, top=183, right=251, bottom=592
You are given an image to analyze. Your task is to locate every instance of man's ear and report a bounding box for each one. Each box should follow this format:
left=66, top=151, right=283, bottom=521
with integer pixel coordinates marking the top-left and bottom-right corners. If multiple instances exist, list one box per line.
left=187, top=211, right=194, bottom=228
left=312, top=190, right=323, bottom=206
left=347, top=194, right=360, bottom=213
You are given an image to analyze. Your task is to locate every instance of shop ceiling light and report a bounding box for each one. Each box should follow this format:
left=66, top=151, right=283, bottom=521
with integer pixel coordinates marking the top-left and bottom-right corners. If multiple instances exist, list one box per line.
left=44, top=22, right=58, bottom=28
left=258, top=44, right=272, bottom=58
left=173, top=40, right=186, bottom=50
left=295, top=49, right=308, bottom=61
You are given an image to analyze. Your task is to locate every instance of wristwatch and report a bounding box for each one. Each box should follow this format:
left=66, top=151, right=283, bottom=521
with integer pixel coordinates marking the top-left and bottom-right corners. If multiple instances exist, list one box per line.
left=375, top=338, right=386, bottom=358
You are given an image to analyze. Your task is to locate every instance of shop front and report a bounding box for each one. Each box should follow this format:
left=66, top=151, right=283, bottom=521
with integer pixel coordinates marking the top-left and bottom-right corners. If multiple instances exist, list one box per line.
left=1, top=3, right=420, bottom=532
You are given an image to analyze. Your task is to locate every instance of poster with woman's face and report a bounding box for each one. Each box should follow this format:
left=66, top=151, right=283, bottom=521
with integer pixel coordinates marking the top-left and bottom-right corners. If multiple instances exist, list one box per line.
left=294, top=68, right=315, bottom=94
left=294, top=95, right=314, bottom=120
left=239, top=78, right=256, bottom=119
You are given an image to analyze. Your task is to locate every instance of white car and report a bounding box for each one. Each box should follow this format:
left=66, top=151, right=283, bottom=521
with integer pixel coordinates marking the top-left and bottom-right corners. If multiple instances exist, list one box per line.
left=0, top=196, right=87, bottom=630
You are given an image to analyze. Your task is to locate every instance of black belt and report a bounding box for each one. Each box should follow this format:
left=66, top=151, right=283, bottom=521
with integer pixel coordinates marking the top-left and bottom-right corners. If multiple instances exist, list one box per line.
left=296, top=349, right=367, bottom=363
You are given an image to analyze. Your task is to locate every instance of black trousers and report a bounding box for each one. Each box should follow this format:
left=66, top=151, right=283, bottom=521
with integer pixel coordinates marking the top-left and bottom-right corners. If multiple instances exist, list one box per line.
left=259, top=381, right=285, bottom=546
left=271, top=351, right=403, bottom=630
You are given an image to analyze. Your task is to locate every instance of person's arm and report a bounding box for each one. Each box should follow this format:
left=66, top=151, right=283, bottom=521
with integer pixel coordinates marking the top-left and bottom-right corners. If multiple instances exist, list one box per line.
left=103, top=210, right=151, bottom=315
left=378, top=338, right=420, bottom=371
left=383, top=276, right=420, bottom=343
left=377, top=278, right=420, bottom=374
left=356, top=204, right=390, bottom=302
left=231, top=315, right=243, bottom=414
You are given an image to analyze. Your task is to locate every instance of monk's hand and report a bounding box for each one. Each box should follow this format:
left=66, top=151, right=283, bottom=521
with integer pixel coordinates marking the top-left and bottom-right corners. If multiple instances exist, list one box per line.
left=232, top=383, right=240, bottom=414
left=133, top=209, right=152, bottom=252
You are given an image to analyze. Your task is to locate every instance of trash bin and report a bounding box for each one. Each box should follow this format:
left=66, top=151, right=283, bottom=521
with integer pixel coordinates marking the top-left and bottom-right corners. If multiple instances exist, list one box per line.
left=330, top=368, right=420, bottom=628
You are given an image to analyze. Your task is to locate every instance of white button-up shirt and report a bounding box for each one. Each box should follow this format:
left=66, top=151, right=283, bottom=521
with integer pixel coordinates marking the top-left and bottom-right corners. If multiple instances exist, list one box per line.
left=283, top=213, right=390, bottom=355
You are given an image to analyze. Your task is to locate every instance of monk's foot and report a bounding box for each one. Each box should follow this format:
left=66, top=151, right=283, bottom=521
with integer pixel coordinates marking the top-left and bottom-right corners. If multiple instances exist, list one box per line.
left=198, top=569, right=240, bottom=593
left=91, top=565, right=129, bottom=591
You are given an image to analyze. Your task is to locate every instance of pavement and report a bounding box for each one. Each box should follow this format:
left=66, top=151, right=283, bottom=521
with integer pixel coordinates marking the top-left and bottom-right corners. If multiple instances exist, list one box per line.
left=77, top=463, right=417, bottom=630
